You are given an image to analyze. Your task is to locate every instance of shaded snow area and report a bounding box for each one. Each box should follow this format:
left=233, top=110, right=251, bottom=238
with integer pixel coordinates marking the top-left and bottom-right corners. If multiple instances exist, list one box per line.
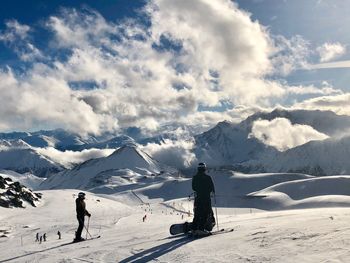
left=2, top=172, right=350, bottom=262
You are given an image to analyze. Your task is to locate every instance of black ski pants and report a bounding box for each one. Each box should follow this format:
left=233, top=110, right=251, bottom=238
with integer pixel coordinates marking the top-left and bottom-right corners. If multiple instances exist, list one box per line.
left=76, top=215, right=85, bottom=239
left=192, top=197, right=212, bottom=231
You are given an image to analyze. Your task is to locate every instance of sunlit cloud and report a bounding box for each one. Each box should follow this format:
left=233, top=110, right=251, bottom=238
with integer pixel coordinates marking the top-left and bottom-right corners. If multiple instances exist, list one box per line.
left=141, top=139, right=197, bottom=169
left=317, top=42, right=346, bottom=62
left=292, top=93, right=350, bottom=116
left=36, top=147, right=115, bottom=168
left=0, top=1, right=332, bottom=135
left=249, top=117, right=329, bottom=151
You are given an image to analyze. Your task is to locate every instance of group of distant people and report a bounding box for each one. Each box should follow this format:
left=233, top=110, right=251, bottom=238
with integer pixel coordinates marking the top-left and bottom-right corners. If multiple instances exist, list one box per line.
left=35, top=231, right=61, bottom=243
left=35, top=232, right=46, bottom=243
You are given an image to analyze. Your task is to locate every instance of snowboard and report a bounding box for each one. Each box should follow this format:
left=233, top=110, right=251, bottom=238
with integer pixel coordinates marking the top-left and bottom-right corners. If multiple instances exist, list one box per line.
left=189, top=228, right=234, bottom=238
left=170, top=222, right=192, bottom=235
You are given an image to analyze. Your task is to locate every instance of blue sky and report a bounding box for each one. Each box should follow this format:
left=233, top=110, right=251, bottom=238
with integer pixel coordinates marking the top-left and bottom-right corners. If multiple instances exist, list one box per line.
left=1, top=0, right=350, bottom=135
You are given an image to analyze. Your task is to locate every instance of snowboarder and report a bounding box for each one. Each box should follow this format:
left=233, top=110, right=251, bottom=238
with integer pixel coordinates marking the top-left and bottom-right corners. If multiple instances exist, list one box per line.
left=74, top=192, right=91, bottom=242
left=57, top=230, right=61, bottom=239
left=191, top=162, right=216, bottom=235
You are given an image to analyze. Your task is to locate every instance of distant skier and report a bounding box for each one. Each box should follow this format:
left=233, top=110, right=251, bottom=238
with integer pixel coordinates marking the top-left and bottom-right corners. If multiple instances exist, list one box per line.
left=43, top=233, right=46, bottom=242
left=57, top=230, right=61, bottom=239
left=35, top=232, right=39, bottom=242
left=74, top=192, right=91, bottom=242
left=39, top=235, right=42, bottom=244
left=191, top=162, right=215, bottom=235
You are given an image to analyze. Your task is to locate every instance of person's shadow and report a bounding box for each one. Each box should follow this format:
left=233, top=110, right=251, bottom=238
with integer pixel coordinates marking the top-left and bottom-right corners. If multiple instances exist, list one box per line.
left=119, top=235, right=193, bottom=263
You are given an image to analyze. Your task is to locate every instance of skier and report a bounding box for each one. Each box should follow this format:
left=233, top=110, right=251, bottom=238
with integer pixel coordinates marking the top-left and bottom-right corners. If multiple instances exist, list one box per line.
left=57, top=230, right=61, bottom=239
left=43, top=233, right=46, bottom=242
left=35, top=232, right=39, bottom=242
left=74, top=192, right=91, bottom=242
left=191, top=162, right=215, bottom=235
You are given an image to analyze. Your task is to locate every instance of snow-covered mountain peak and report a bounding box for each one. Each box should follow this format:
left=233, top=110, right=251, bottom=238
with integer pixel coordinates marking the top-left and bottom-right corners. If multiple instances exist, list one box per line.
left=39, top=145, right=178, bottom=191
left=107, top=144, right=158, bottom=169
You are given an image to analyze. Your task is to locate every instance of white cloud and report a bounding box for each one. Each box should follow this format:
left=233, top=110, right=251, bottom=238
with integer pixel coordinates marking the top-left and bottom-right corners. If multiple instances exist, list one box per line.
left=293, top=93, right=350, bottom=116
left=0, top=20, right=43, bottom=61
left=36, top=147, right=115, bottom=168
left=317, top=42, right=346, bottom=62
left=249, top=117, right=329, bottom=151
left=0, top=3, right=318, bottom=135
left=271, top=35, right=311, bottom=75
left=309, top=59, right=350, bottom=69
left=141, top=139, right=197, bottom=169
left=287, top=82, right=342, bottom=96
left=0, top=20, right=30, bottom=41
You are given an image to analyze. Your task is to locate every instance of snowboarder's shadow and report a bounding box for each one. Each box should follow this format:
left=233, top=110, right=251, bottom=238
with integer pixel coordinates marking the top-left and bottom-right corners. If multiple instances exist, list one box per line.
left=119, top=235, right=193, bottom=263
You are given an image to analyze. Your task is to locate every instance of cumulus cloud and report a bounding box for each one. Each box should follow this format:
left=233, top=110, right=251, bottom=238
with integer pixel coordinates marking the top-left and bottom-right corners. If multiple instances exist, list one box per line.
left=0, top=2, right=321, bottom=135
left=317, top=42, right=346, bottom=62
left=141, top=139, right=197, bottom=169
left=36, top=147, right=114, bottom=168
left=249, top=117, right=329, bottom=151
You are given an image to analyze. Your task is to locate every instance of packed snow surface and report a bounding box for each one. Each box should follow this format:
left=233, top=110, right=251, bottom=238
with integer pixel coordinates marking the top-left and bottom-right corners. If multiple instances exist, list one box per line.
left=1, top=172, right=350, bottom=262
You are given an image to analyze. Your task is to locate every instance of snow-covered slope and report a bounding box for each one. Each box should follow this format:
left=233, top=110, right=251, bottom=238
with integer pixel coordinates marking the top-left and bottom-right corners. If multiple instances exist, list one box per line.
left=240, top=135, right=350, bottom=175
left=193, top=109, right=350, bottom=175
left=39, top=145, right=179, bottom=191
left=70, top=135, right=135, bottom=150
left=3, top=172, right=350, bottom=262
left=249, top=175, right=350, bottom=209
left=0, top=140, right=65, bottom=177
left=194, top=121, right=278, bottom=165
left=0, top=129, right=98, bottom=149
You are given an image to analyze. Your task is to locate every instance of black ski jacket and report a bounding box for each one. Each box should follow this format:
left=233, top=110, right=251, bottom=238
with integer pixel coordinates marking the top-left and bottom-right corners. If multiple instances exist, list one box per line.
left=76, top=198, right=90, bottom=217
left=192, top=171, right=215, bottom=200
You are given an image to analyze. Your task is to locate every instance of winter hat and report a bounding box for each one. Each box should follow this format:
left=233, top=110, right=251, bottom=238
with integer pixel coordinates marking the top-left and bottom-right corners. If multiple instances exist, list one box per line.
left=198, top=162, right=206, bottom=171
left=78, top=192, right=86, bottom=198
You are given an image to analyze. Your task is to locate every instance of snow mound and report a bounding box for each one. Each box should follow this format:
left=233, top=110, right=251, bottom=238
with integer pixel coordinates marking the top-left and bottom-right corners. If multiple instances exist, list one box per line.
left=249, top=175, right=350, bottom=209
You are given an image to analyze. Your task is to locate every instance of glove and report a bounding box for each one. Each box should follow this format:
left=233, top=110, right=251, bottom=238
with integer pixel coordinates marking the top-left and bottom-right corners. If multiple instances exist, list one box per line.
left=87, top=213, right=91, bottom=217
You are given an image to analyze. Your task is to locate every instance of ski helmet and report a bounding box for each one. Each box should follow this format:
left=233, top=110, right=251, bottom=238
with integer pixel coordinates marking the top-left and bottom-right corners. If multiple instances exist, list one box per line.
left=198, top=162, right=206, bottom=171
left=78, top=192, right=86, bottom=198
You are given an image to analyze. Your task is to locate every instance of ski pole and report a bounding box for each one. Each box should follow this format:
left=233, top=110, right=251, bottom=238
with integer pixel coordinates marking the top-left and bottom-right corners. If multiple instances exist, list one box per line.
left=85, top=217, right=91, bottom=239
left=84, top=225, right=93, bottom=239
left=214, top=193, right=219, bottom=231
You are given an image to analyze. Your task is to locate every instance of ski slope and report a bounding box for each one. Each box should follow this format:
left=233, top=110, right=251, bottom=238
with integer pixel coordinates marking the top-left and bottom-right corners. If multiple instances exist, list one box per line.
left=2, top=172, right=350, bottom=262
